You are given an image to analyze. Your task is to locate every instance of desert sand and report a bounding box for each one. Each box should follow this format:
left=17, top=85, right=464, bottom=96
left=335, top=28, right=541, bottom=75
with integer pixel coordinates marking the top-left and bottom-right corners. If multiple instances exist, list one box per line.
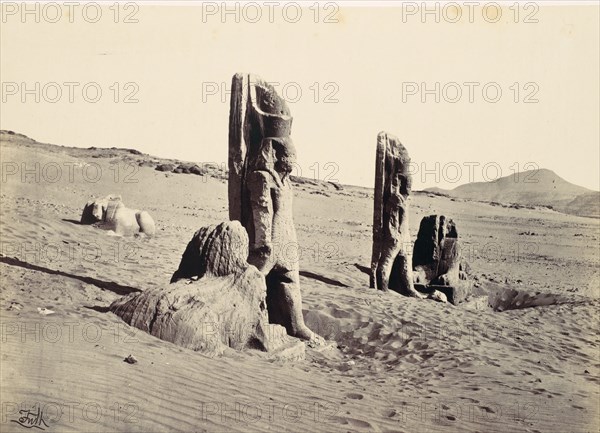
left=1, top=132, right=598, bottom=432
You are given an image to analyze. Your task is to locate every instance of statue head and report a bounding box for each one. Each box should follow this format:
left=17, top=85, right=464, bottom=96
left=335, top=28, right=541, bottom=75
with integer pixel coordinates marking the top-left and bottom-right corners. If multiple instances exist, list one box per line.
left=92, top=195, right=122, bottom=221
left=91, top=201, right=105, bottom=221
left=272, top=137, right=296, bottom=174
left=81, top=195, right=123, bottom=224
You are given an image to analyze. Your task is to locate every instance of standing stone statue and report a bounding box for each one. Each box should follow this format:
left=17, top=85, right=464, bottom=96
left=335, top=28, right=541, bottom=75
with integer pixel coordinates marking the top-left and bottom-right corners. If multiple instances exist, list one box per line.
left=228, top=73, right=320, bottom=343
left=412, top=215, right=459, bottom=285
left=370, top=132, right=423, bottom=297
left=412, top=215, right=472, bottom=304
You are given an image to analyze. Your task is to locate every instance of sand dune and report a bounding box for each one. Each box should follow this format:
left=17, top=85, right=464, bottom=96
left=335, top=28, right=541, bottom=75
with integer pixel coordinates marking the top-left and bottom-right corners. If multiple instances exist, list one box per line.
left=1, top=136, right=598, bottom=432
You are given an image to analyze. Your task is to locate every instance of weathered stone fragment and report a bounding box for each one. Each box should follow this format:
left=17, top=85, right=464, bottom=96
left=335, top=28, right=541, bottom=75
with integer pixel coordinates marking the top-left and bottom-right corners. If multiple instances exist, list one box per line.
left=111, top=221, right=304, bottom=359
left=370, top=132, right=422, bottom=297
left=413, top=215, right=471, bottom=304
left=80, top=195, right=155, bottom=236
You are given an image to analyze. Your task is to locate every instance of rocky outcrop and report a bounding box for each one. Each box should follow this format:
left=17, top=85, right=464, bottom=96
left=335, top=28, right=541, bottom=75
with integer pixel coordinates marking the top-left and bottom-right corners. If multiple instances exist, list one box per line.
left=155, top=163, right=206, bottom=176
left=80, top=195, right=155, bottom=236
left=370, top=132, right=422, bottom=297
left=228, top=73, right=322, bottom=344
left=155, top=163, right=175, bottom=172
left=110, top=221, right=304, bottom=359
left=412, top=215, right=471, bottom=304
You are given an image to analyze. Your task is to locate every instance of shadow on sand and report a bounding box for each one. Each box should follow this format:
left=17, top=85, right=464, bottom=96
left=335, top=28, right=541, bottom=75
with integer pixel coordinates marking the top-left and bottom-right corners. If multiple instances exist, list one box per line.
left=0, top=255, right=141, bottom=296
left=299, top=270, right=349, bottom=288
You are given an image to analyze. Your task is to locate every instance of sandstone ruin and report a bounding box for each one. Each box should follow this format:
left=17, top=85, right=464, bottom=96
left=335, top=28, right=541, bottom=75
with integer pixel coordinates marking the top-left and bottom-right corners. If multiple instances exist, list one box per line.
left=81, top=195, right=155, bottom=236
left=412, top=214, right=472, bottom=304
left=370, top=132, right=423, bottom=297
left=228, top=73, right=321, bottom=343
left=110, top=221, right=305, bottom=359
left=109, top=73, right=321, bottom=357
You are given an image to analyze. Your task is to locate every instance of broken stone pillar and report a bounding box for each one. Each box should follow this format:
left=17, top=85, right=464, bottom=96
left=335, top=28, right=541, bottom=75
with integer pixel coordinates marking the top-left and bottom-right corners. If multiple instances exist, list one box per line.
left=412, top=215, right=472, bottom=304
left=228, top=73, right=322, bottom=344
left=370, top=132, right=422, bottom=297
left=110, top=221, right=305, bottom=360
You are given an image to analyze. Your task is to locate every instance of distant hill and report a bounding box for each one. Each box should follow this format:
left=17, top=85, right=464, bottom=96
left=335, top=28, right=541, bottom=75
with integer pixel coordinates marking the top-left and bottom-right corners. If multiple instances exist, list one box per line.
left=424, top=169, right=599, bottom=218
left=561, top=192, right=600, bottom=218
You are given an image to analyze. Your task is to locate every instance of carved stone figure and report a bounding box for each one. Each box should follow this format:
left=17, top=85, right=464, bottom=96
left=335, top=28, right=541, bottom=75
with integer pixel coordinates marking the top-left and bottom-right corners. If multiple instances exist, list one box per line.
left=412, top=215, right=472, bottom=304
left=370, top=132, right=423, bottom=297
left=111, top=221, right=305, bottom=359
left=228, top=73, right=321, bottom=343
left=80, top=195, right=155, bottom=236
left=81, top=194, right=120, bottom=224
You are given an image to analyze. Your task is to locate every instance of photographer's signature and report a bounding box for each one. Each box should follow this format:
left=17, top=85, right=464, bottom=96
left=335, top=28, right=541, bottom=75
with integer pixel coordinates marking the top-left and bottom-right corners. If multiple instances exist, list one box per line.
left=11, top=406, right=49, bottom=430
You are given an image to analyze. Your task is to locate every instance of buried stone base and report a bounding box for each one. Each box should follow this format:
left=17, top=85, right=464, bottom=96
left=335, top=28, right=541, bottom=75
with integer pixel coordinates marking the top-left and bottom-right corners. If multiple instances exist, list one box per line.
left=414, top=282, right=472, bottom=305
left=370, top=131, right=422, bottom=297
left=109, top=221, right=304, bottom=360
left=109, top=277, right=305, bottom=360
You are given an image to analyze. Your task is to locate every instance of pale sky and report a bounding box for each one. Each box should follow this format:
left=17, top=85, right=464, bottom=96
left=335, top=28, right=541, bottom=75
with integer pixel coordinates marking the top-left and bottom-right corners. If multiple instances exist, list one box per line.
left=1, top=2, right=599, bottom=191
